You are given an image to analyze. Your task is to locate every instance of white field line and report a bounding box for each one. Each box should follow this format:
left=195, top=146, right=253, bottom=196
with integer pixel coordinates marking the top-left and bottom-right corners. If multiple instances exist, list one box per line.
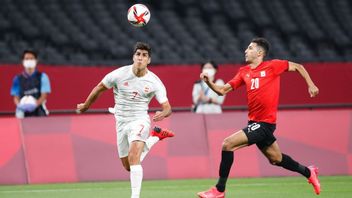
left=0, top=182, right=310, bottom=194
left=1, top=180, right=349, bottom=194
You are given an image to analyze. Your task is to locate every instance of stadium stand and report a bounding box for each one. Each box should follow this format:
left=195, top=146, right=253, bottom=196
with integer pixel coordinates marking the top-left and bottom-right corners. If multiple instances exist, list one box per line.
left=0, top=0, right=352, bottom=65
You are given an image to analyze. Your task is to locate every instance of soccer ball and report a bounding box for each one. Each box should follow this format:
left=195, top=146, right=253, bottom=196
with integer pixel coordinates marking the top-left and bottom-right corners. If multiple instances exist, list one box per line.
left=127, top=4, right=151, bottom=27
left=18, top=95, right=37, bottom=112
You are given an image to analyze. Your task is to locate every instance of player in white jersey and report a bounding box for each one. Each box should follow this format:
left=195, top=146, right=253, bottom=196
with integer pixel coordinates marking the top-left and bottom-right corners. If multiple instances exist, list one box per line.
left=76, top=42, right=174, bottom=198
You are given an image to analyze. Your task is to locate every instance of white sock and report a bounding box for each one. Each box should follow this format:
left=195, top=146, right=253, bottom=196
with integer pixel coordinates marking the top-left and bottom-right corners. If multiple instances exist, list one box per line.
left=146, top=136, right=159, bottom=149
left=140, top=136, right=159, bottom=161
left=130, top=165, right=143, bottom=198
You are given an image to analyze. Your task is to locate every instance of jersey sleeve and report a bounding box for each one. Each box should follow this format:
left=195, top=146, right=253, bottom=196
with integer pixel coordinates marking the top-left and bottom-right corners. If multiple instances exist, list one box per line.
left=41, top=73, right=51, bottom=93
left=101, top=70, right=119, bottom=89
left=271, top=59, right=289, bottom=75
left=10, top=76, right=20, bottom=96
left=154, top=78, right=168, bottom=104
left=227, top=69, right=244, bottom=90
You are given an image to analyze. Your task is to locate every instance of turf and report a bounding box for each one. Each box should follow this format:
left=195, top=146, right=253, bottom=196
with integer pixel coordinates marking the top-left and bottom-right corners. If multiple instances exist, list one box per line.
left=0, top=176, right=351, bottom=198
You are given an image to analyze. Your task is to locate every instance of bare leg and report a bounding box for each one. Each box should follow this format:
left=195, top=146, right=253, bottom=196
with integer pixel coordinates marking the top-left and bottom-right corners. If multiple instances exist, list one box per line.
left=260, top=141, right=282, bottom=164
left=222, top=129, right=249, bottom=151
left=260, top=141, right=310, bottom=178
left=128, top=141, right=144, bottom=165
left=120, top=156, right=130, bottom=171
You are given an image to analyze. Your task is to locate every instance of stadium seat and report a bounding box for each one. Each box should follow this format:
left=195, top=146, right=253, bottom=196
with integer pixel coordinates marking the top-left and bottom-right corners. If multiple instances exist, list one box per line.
left=0, top=0, right=351, bottom=65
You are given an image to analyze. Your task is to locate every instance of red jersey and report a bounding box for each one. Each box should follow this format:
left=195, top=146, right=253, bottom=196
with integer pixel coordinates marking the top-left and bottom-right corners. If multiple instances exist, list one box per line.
left=228, top=59, right=289, bottom=124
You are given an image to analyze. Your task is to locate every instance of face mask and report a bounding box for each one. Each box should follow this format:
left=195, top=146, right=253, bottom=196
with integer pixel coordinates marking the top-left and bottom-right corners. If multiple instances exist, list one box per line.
left=23, top=60, right=37, bottom=69
left=202, top=68, right=215, bottom=77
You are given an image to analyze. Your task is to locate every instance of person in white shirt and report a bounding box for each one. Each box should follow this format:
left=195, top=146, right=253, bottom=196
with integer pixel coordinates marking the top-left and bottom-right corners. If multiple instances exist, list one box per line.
left=77, top=42, right=174, bottom=198
left=192, top=61, right=225, bottom=114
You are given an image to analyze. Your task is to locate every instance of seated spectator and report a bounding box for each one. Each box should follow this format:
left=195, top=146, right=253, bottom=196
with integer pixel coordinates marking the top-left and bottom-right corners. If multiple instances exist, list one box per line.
left=10, top=50, right=51, bottom=118
left=192, top=61, right=225, bottom=114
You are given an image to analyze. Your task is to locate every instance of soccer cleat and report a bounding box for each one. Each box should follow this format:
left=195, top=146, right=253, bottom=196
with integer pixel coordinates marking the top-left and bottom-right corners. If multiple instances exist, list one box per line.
left=197, top=187, right=225, bottom=198
left=307, top=165, right=321, bottom=195
left=151, top=126, right=174, bottom=140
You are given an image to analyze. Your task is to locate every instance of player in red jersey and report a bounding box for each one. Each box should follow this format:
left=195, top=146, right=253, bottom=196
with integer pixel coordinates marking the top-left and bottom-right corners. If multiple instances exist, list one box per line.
left=197, top=38, right=320, bottom=198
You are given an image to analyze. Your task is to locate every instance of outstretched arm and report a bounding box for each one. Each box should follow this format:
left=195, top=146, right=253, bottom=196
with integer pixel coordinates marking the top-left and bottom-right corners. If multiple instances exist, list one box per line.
left=153, top=101, right=172, bottom=122
left=76, top=82, right=108, bottom=113
left=200, top=73, right=233, bottom=96
left=288, top=62, right=319, bottom=97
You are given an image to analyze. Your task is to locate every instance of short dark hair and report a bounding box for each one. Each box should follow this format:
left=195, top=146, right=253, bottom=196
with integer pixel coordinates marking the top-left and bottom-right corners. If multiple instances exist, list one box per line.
left=201, top=60, right=218, bottom=70
left=22, top=49, right=38, bottom=59
left=133, top=42, right=151, bottom=57
left=251, top=38, right=270, bottom=57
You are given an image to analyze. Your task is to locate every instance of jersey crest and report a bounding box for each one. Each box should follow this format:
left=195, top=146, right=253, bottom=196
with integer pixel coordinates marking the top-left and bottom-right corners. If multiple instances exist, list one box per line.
left=260, top=71, right=266, bottom=77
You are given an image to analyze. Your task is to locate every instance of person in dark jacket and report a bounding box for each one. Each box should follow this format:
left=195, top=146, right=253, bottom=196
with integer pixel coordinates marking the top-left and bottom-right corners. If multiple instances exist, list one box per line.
left=10, top=49, right=51, bottom=118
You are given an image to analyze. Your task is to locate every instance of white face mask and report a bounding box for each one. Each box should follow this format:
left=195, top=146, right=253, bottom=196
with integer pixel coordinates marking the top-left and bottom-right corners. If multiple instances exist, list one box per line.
left=23, top=60, right=37, bottom=69
left=202, top=68, right=216, bottom=77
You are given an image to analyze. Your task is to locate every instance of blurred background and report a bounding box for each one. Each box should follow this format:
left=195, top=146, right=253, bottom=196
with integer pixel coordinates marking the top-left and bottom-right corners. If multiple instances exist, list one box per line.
left=0, top=0, right=351, bottom=192
left=1, top=0, right=352, bottom=65
left=0, top=0, right=351, bottom=113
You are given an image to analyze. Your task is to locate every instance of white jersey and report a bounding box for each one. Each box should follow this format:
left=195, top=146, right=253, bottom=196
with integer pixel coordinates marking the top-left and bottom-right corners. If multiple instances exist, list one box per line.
left=102, top=65, right=168, bottom=121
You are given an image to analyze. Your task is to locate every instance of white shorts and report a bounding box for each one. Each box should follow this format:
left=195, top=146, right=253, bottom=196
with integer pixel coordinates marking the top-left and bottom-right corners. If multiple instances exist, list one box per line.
left=115, top=117, right=150, bottom=158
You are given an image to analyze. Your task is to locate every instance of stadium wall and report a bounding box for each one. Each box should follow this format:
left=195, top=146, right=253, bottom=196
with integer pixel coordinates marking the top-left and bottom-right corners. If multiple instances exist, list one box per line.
left=0, top=109, right=351, bottom=184
left=0, top=63, right=351, bottom=112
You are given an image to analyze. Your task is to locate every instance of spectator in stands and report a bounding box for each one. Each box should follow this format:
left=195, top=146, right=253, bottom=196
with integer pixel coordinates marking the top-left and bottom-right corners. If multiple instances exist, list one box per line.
left=10, top=50, right=51, bottom=118
left=192, top=61, right=225, bottom=113
left=197, top=38, right=321, bottom=198
left=76, top=42, right=174, bottom=198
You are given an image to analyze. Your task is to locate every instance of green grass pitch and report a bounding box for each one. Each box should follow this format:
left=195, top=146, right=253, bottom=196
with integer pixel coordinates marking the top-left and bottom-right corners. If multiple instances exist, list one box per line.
left=0, top=176, right=351, bottom=198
